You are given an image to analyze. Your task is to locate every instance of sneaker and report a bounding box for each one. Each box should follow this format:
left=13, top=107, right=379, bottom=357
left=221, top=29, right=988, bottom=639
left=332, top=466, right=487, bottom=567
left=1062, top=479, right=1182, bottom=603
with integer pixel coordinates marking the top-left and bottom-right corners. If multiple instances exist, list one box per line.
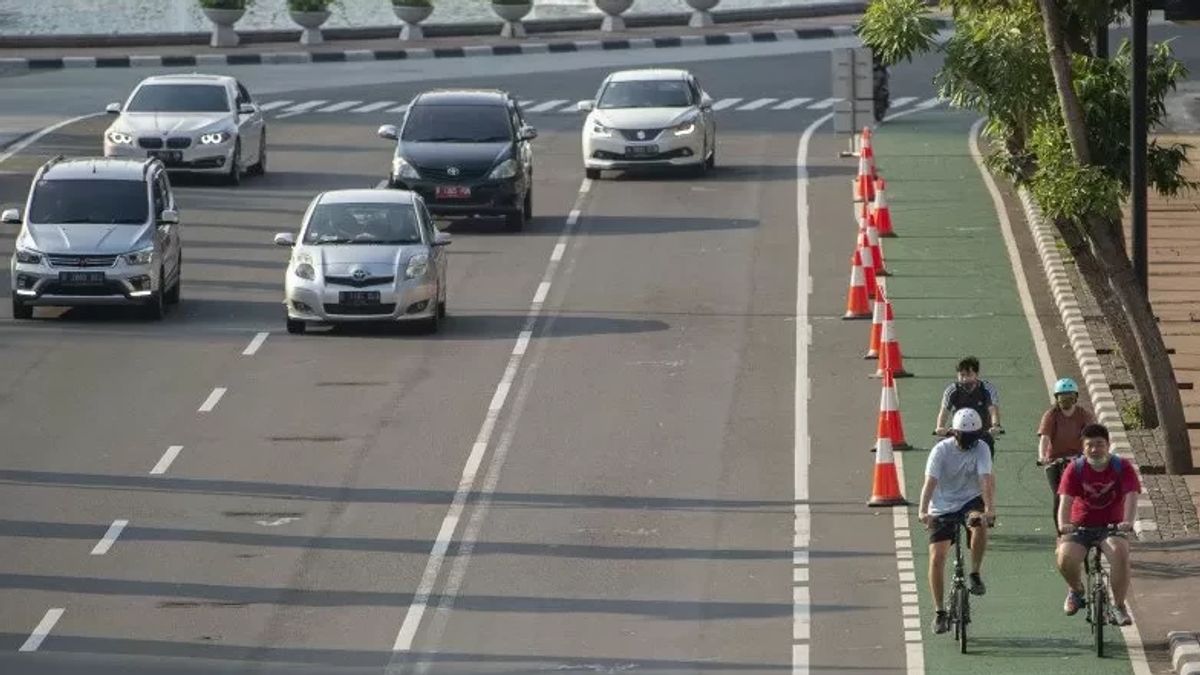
left=969, top=572, right=986, bottom=596
left=1113, top=605, right=1133, bottom=626
left=1064, top=590, right=1087, bottom=616
left=933, top=610, right=950, bottom=634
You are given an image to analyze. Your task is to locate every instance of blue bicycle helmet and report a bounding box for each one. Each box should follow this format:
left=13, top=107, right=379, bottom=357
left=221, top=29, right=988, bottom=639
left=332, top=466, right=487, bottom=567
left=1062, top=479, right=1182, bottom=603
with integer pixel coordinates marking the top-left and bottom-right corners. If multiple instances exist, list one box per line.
left=1053, top=377, right=1079, bottom=395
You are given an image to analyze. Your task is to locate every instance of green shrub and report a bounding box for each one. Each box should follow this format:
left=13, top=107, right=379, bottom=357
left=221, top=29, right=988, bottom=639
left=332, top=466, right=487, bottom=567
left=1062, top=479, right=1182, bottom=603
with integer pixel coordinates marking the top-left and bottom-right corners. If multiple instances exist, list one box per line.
left=198, top=0, right=254, bottom=9
left=393, top=0, right=432, bottom=6
left=287, top=0, right=338, bottom=11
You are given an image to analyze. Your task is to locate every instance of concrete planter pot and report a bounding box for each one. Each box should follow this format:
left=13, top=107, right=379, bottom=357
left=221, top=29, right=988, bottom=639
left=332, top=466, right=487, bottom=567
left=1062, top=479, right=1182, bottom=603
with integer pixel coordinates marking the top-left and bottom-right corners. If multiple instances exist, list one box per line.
left=491, top=2, right=532, bottom=38
left=288, top=10, right=331, bottom=45
left=392, top=3, right=434, bottom=40
left=684, top=0, right=719, bottom=27
left=201, top=7, right=245, bottom=47
left=594, top=0, right=633, bottom=31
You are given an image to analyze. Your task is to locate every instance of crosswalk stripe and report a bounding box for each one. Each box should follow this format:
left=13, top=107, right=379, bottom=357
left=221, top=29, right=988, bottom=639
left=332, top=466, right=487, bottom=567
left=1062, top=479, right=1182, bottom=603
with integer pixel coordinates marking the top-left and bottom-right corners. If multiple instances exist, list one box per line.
left=277, top=100, right=328, bottom=117
left=318, top=100, right=364, bottom=113
left=711, top=97, right=742, bottom=110
left=517, top=99, right=537, bottom=108
left=525, top=99, right=569, bottom=112
left=809, top=97, right=840, bottom=109
left=386, top=104, right=409, bottom=113
left=773, top=97, right=811, bottom=110
left=257, top=100, right=293, bottom=112
left=890, top=96, right=918, bottom=108
left=351, top=101, right=398, bottom=113
left=737, top=97, right=778, bottom=110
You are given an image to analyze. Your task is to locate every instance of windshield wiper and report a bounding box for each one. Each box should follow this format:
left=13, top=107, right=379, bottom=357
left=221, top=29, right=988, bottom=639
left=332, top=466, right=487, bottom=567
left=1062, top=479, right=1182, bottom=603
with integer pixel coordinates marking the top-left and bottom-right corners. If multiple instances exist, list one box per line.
left=314, top=236, right=352, bottom=244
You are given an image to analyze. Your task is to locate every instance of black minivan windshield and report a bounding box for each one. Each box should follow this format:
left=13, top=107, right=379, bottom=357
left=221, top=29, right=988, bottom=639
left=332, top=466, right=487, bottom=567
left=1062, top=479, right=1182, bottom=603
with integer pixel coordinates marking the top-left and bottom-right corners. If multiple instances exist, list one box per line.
left=401, top=104, right=512, bottom=143
left=126, top=84, right=230, bottom=113
left=29, top=179, right=149, bottom=225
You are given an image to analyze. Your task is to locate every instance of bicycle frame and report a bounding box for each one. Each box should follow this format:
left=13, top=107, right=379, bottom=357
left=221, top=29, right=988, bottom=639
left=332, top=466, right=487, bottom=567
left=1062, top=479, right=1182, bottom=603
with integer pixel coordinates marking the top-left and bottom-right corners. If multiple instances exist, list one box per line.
left=934, top=515, right=973, bottom=654
left=1072, top=525, right=1122, bottom=657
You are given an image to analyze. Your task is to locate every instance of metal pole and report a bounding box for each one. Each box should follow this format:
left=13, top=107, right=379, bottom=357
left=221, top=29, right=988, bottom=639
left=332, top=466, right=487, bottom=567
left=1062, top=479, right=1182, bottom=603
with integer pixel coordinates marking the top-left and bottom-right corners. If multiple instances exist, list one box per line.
left=1131, top=0, right=1149, bottom=295
left=1095, top=20, right=1108, bottom=58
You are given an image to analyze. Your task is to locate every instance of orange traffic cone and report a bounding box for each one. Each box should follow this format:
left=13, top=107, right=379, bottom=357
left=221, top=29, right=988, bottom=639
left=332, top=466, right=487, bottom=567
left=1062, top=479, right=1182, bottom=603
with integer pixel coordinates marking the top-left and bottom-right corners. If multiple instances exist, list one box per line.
left=853, top=152, right=875, bottom=203
left=857, top=228, right=879, bottom=298
left=873, top=179, right=895, bottom=237
left=865, top=291, right=885, bottom=359
left=868, top=433, right=907, bottom=507
left=879, top=368, right=911, bottom=450
left=861, top=127, right=878, bottom=179
left=873, top=300, right=912, bottom=378
left=867, top=216, right=887, bottom=276
left=843, top=249, right=871, bottom=319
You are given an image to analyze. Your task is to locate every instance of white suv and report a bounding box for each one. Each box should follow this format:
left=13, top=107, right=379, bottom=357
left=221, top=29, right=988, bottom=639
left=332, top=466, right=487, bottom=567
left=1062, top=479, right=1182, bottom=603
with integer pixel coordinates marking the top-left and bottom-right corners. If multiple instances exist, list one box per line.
left=3, top=156, right=184, bottom=320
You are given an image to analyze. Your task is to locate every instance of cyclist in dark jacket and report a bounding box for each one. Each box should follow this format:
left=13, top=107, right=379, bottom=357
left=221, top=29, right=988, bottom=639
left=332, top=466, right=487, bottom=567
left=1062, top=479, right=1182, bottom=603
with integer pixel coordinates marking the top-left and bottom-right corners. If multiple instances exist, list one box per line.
left=934, top=356, right=1003, bottom=456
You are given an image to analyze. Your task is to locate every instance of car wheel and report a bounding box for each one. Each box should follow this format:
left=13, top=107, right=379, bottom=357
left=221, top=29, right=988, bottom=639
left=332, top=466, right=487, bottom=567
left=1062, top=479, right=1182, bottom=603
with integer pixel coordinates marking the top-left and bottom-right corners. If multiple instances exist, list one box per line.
left=11, top=294, right=32, bottom=320
left=143, top=289, right=165, bottom=320
left=705, top=141, right=716, bottom=170
left=585, top=168, right=601, bottom=180
left=286, top=318, right=306, bottom=334
left=226, top=141, right=242, bottom=186
left=249, top=131, right=266, bottom=176
left=505, top=189, right=529, bottom=232
left=164, top=254, right=181, bottom=305
left=421, top=304, right=441, bottom=334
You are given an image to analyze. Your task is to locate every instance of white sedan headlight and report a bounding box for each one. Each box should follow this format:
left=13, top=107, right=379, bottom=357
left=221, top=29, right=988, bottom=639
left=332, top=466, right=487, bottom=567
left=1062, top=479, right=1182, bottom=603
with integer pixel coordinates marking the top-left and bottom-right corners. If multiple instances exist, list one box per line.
left=392, top=156, right=420, bottom=180
left=405, top=253, right=429, bottom=279
left=672, top=119, right=698, bottom=136
left=200, top=131, right=231, bottom=145
left=589, top=120, right=613, bottom=138
left=106, top=130, right=133, bottom=145
left=125, top=246, right=155, bottom=266
left=293, top=252, right=315, bottom=280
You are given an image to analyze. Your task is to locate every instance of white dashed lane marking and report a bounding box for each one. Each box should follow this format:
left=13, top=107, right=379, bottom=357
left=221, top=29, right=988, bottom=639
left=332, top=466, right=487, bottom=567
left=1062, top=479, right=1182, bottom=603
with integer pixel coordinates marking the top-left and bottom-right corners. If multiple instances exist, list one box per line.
left=150, top=445, right=184, bottom=475
left=198, top=387, right=226, bottom=413
left=90, top=519, right=129, bottom=556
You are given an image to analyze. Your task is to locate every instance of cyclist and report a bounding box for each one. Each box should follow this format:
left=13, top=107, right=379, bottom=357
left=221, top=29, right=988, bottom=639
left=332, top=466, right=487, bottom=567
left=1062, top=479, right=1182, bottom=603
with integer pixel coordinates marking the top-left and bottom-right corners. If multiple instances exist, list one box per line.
left=1056, top=423, right=1139, bottom=626
left=1038, top=377, right=1095, bottom=526
left=919, top=408, right=996, bottom=634
left=934, top=356, right=1003, bottom=457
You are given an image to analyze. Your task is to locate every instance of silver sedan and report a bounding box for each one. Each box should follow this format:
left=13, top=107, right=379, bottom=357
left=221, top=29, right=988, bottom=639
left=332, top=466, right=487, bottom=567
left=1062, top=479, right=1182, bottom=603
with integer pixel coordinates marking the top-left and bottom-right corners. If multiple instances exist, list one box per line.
left=274, top=189, right=450, bottom=334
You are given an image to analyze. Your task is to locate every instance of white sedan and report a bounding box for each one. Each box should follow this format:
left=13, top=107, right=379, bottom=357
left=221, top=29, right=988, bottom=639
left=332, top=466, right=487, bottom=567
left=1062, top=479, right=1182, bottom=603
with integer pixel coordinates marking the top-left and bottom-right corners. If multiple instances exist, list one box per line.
left=577, top=68, right=716, bottom=179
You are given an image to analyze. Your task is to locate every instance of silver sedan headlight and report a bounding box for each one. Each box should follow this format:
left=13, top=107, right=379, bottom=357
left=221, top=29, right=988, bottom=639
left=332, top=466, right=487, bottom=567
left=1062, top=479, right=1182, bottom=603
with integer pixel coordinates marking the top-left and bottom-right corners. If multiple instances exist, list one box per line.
left=293, top=252, right=315, bottom=280
left=199, top=131, right=232, bottom=145
left=672, top=118, right=699, bottom=136
left=15, top=247, right=42, bottom=265
left=405, top=253, right=429, bottom=279
left=589, top=120, right=614, bottom=138
left=106, top=130, right=134, bottom=145
left=124, top=246, right=155, bottom=266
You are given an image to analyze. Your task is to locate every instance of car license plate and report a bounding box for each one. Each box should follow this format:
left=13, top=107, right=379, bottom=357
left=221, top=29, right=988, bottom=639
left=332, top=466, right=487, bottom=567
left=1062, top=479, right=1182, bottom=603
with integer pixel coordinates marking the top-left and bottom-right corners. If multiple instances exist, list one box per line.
left=435, top=185, right=471, bottom=199
left=625, top=145, right=659, bottom=156
left=59, top=271, right=105, bottom=284
left=339, top=291, right=381, bottom=305
left=149, top=150, right=183, bottom=164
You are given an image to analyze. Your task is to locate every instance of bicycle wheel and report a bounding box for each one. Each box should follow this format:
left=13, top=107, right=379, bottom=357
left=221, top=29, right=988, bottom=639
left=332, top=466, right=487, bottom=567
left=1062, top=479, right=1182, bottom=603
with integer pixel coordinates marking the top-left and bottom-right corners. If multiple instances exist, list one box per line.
left=957, top=587, right=970, bottom=653
left=1093, top=582, right=1106, bottom=657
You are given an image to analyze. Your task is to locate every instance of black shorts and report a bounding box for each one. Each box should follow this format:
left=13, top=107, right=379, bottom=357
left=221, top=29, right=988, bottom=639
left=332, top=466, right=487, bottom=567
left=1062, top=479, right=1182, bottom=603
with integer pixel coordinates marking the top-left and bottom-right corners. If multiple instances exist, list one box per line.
left=929, top=496, right=986, bottom=543
left=1065, top=528, right=1127, bottom=548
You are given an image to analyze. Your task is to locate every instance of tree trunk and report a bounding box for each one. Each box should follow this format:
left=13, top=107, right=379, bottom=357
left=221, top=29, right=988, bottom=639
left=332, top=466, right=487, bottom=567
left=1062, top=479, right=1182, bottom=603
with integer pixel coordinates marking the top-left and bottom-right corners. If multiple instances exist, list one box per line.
left=1090, top=222, right=1194, bottom=473
left=1038, top=0, right=1094, bottom=165
left=1055, top=217, right=1159, bottom=427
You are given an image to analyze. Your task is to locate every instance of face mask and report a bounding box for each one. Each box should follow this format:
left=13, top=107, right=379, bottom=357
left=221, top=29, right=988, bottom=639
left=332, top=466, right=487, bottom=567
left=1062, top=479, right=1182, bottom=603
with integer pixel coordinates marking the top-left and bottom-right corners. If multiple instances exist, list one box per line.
left=1057, top=396, right=1076, bottom=409
left=956, top=431, right=980, bottom=449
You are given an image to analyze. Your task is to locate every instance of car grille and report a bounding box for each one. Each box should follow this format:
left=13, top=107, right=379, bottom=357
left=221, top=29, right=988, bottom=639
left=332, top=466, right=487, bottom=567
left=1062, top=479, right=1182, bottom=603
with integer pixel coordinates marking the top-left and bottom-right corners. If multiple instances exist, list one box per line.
left=138, top=137, right=164, bottom=149
left=618, top=128, right=665, bottom=141
left=323, top=303, right=397, bottom=316
left=417, top=165, right=490, bottom=181
left=41, top=281, right=126, bottom=296
left=325, top=275, right=395, bottom=288
left=166, top=137, right=192, bottom=149
left=46, top=254, right=118, bottom=268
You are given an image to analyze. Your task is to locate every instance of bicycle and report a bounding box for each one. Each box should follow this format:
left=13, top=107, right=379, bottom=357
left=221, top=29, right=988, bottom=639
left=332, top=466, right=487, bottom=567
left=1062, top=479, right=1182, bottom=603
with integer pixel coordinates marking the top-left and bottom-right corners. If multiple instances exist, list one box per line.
left=1036, top=456, right=1073, bottom=531
left=929, top=512, right=992, bottom=653
left=1062, top=524, right=1127, bottom=657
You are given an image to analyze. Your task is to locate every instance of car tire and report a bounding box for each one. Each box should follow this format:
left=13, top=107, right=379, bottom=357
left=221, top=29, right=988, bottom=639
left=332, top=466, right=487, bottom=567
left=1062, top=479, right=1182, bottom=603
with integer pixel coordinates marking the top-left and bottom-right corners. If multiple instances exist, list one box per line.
left=249, top=132, right=266, bottom=176
left=705, top=142, right=716, bottom=170
left=164, top=255, right=181, bottom=305
left=226, top=141, right=242, bottom=186
left=585, top=168, right=601, bottom=180
left=421, top=304, right=441, bottom=334
left=286, top=318, right=306, bottom=334
left=143, top=291, right=165, bottom=321
left=11, top=294, right=32, bottom=320
left=505, top=188, right=530, bottom=232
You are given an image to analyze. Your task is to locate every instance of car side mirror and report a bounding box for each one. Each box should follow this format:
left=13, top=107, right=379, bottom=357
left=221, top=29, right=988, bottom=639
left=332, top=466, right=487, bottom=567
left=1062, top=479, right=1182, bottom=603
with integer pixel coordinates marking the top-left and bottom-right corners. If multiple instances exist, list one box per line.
left=1, top=208, right=20, bottom=225
left=432, top=231, right=452, bottom=247
left=377, top=124, right=399, bottom=141
left=519, top=125, right=538, bottom=141
left=106, top=102, right=122, bottom=114
left=576, top=100, right=594, bottom=113
left=238, top=103, right=256, bottom=115
left=273, top=232, right=296, bottom=247
left=158, top=209, right=179, bottom=225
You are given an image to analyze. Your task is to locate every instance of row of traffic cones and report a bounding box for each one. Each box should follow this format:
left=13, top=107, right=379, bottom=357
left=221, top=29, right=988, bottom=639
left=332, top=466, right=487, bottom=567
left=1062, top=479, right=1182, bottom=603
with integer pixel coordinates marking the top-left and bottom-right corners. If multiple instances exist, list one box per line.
left=848, top=127, right=910, bottom=508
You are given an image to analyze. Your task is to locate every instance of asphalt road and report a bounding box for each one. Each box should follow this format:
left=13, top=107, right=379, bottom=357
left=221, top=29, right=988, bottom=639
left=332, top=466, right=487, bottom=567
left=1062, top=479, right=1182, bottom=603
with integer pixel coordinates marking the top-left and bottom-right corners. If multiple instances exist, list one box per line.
left=0, top=24, right=1195, bottom=675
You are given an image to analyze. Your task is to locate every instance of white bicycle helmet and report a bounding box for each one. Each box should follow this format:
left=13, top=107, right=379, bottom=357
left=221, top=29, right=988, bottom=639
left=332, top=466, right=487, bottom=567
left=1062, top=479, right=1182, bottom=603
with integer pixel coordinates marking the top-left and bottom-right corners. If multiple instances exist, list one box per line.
left=951, top=408, right=983, bottom=433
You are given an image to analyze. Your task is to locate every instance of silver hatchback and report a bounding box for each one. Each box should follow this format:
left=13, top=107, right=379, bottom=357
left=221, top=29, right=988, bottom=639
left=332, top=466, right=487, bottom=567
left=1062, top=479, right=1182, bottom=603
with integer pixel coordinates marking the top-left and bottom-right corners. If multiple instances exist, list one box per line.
left=274, top=189, right=450, bottom=334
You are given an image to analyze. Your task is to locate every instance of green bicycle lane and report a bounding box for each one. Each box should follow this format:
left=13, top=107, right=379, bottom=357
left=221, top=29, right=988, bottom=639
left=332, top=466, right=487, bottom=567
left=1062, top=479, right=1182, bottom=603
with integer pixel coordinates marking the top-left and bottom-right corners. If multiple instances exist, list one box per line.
left=872, top=108, right=1136, bottom=674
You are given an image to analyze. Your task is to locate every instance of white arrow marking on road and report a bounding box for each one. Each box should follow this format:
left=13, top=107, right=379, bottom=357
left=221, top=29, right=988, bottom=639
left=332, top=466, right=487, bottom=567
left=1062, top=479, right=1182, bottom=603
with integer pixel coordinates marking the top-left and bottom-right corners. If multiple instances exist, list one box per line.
left=317, top=100, right=364, bottom=113
left=774, top=97, right=812, bottom=110
left=738, top=97, right=779, bottom=110
left=808, top=97, right=840, bottom=109
left=90, top=519, right=128, bottom=555
left=351, top=101, right=398, bottom=113
left=257, top=100, right=293, bottom=112
left=276, top=100, right=328, bottom=118
left=913, top=97, right=943, bottom=110
left=150, top=445, right=184, bottom=475
left=20, top=609, right=64, bottom=652
left=711, top=97, right=743, bottom=110
left=525, top=99, right=569, bottom=112
left=890, top=96, right=918, bottom=109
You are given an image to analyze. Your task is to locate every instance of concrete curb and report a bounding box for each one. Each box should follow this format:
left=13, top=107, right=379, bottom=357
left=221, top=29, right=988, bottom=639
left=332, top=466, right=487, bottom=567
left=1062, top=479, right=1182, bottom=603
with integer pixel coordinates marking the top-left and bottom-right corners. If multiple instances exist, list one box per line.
left=1170, top=631, right=1200, bottom=675
left=0, top=24, right=859, bottom=72
left=1015, top=187, right=1161, bottom=536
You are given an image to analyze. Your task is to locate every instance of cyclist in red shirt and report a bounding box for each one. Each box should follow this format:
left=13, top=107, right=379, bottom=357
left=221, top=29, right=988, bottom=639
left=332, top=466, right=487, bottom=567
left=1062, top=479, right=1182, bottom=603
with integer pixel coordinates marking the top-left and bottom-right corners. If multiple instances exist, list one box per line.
left=1055, top=423, right=1140, bottom=625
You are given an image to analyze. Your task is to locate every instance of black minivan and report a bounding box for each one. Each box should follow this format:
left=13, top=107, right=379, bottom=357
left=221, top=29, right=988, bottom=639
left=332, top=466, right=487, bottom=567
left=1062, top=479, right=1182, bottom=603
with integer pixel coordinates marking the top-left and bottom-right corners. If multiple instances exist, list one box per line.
left=378, top=89, right=537, bottom=232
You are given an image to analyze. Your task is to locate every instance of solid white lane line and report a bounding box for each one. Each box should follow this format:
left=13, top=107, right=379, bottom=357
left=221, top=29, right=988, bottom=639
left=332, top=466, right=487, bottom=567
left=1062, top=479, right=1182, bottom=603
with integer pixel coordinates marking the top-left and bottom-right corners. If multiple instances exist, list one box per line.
left=351, top=101, right=397, bottom=113
left=242, top=331, right=269, bottom=356
left=198, top=387, right=226, bottom=413
left=738, top=97, right=778, bottom=110
left=532, top=281, right=551, bottom=305
left=317, top=100, right=364, bottom=113
left=276, top=100, right=328, bottom=118
left=525, top=99, right=568, bottom=112
left=150, top=445, right=184, bottom=475
left=794, top=111, right=833, bottom=675
left=712, top=97, right=743, bottom=110
left=892, top=452, right=923, bottom=675
left=90, top=519, right=128, bottom=555
left=19, top=609, right=64, bottom=652
left=551, top=242, right=566, bottom=262
left=566, top=209, right=581, bottom=226
left=512, top=331, right=532, bottom=356
left=890, top=96, right=918, bottom=109
left=0, top=113, right=105, bottom=165
left=808, top=97, right=840, bottom=109
left=774, top=97, right=812, bottom=110
left=256, top=100, right=293, bottom=112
